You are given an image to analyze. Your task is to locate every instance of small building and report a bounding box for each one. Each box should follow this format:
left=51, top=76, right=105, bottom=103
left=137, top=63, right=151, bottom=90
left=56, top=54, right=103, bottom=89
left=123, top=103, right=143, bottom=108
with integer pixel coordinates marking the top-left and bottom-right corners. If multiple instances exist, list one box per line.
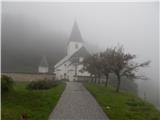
left=38, top=56, right=49, bottom=73
left=54, top=21, right=90, bottom=81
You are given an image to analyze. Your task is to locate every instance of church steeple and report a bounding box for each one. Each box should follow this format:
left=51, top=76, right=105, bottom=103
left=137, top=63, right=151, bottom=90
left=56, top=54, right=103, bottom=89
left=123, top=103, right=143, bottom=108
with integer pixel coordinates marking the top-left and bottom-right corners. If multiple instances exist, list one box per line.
left=67, top=21, right=83, bottom=55
left=68, top=21, right=83, bottom=43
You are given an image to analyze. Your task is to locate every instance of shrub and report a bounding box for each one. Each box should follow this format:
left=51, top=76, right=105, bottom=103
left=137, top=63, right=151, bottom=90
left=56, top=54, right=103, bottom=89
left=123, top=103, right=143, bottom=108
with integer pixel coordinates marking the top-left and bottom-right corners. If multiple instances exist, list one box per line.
left=27, top=79, right=57, bottom=90
left=1, top=75, right=14, bottom=93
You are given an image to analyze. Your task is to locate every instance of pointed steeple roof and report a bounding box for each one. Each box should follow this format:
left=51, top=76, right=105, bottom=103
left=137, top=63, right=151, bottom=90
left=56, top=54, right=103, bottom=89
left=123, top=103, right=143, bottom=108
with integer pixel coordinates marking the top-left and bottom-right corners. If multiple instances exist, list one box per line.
left=39, top=56, right=48, bottom=67
left=68, top=21, right=83, bottom=43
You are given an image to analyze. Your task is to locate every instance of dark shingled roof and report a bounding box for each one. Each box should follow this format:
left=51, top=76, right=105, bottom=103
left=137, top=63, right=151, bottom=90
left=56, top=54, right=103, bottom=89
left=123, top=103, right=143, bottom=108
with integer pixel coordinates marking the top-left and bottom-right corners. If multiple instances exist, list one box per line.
left=55, top=46, right=90, bottom=68
left=68, top=21, right=83, bottom=43
left=39, top=56, right=48, bottom=67
left=70, top=46, right=90, bottom=59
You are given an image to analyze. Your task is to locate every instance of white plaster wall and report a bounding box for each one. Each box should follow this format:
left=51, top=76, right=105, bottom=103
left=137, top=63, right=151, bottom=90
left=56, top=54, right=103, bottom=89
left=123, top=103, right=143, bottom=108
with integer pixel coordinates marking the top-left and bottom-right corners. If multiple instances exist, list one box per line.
left=38, top=67, right=48, bottom=73
left=55, top=58, right=90, bottom=81
left=67, top=41, right=82, bottom=55
left=77, top=64, right=90, bottom=76
left=55, top=60, right=72, bottom=80
left=55, top=63, right=66, bottom=80
left=79, top=57, right=83, bottom=62
left=67, top=63, right=76, bottom=81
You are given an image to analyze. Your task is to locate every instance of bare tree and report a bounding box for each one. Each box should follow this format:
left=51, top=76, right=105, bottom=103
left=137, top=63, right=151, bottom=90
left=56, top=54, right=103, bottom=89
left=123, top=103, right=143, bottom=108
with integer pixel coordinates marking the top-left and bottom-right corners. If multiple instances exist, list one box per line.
left=109, top=45, right=150, bottom=92
left=82, top=53, right=103, bottom=83
left=94, top=54, right=103, bottom=84
left=82, top=54, right=97, bottom=82
left=100, top=49, right=112, bottom=87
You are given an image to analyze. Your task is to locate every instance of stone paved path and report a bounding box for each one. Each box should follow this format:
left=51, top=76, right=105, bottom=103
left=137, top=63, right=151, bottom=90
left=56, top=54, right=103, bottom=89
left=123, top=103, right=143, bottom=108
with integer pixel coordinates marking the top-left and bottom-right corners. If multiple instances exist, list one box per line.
left=48, top=82, right=109, bottom=120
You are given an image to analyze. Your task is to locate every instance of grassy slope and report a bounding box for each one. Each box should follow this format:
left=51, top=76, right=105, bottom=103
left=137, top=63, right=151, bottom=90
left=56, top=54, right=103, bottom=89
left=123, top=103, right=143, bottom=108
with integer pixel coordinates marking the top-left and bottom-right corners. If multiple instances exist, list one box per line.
left=2, top=82, right=65, bottom=120
left=85, top=83, right=160, bottom=120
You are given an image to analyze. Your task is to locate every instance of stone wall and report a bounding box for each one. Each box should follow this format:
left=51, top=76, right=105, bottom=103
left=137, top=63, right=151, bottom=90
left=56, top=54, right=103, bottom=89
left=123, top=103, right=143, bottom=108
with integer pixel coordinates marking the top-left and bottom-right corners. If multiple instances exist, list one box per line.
left=2, top=73, right=55, bottom=82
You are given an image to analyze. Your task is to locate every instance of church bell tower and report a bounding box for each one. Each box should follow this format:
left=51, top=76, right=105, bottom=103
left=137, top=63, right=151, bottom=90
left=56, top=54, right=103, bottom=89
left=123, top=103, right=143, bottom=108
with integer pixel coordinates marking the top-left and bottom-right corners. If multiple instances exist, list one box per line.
left=67, top=21, right=83, bottom=56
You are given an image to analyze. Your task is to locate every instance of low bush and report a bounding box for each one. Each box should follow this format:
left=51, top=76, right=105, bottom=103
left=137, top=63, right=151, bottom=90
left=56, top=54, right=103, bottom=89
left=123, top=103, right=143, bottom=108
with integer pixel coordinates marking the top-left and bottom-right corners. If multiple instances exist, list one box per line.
left=1, top=75, right=14, bottom=93
left=27, top=79, right=57, bottom=90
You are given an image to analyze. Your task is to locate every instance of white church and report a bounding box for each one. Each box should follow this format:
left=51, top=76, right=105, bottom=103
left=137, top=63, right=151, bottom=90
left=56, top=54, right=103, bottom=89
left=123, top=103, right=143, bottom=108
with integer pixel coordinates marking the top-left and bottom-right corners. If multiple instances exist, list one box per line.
left=54, top=21, right=90, bottom=81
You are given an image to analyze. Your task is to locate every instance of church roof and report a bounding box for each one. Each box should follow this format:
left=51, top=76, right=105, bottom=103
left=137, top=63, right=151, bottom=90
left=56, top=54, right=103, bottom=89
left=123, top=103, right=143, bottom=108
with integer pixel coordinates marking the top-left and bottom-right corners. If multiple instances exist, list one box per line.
left=70, top=46, right=90, bottom=59
left=54, top=55, right=71, bottom=68
left=55, top=46, right=90, bottom=69
left=39, top=56, right=48, bottom=67
left=68, top=21, right=83, bottom=43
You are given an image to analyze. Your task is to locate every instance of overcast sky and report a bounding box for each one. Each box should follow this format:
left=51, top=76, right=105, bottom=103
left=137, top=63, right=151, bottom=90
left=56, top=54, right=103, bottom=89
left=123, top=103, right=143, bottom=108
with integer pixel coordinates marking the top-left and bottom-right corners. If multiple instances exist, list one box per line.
left=2, top=2, right=158, bottom=52
left=2, top=2, right=159, bottom=107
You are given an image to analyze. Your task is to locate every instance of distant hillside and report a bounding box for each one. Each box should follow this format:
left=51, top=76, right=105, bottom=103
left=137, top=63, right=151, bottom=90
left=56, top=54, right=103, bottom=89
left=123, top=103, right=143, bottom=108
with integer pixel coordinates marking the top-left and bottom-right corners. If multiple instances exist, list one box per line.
left=2, top=13, right=67, bottom=73
left=2, top=13, right=98, bottom=73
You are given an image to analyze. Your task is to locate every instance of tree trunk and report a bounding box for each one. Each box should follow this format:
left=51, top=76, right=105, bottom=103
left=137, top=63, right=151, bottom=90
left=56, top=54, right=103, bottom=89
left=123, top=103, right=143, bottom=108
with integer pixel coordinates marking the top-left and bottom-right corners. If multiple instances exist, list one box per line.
left=94, top=75, right=97, bottom=83
left=98, top=74, right=101, bottom=84
left=90, top=74, right=93, bottom=82
left=116, top=74, right=121, bottom=92
left=91, top=77, right=94, bottom=83
left=105, top=74, right=109, bottom=87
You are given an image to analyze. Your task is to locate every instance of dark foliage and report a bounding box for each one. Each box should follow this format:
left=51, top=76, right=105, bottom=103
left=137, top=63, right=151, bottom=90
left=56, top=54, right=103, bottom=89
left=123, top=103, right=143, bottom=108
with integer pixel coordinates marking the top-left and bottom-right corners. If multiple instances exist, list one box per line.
left=27, top=79, right=57, bottom=90
left=1, top=75, right=14, bottom=93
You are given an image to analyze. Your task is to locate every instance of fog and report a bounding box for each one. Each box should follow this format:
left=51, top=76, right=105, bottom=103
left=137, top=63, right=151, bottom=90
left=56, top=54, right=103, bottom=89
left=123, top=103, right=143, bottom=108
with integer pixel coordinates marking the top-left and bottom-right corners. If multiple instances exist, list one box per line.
left=2, top=2, right=159, bottom=108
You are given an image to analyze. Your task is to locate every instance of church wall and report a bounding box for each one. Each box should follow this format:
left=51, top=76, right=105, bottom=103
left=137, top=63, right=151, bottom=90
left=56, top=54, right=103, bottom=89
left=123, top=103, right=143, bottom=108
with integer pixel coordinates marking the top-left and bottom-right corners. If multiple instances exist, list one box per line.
left=55, top=60, right=73, bottom=80
left=77, top=64, right=90, bottom=77
left=55, top=63, right=66, bottom=80
left=55, top=58, right=90, bottom=81
left=67, top=63, right=76, bottom=81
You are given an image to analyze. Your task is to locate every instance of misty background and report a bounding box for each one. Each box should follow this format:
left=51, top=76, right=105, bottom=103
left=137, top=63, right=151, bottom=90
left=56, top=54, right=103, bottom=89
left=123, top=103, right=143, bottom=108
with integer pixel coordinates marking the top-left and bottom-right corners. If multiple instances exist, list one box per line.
left=2, top=2, right=159, bottom=108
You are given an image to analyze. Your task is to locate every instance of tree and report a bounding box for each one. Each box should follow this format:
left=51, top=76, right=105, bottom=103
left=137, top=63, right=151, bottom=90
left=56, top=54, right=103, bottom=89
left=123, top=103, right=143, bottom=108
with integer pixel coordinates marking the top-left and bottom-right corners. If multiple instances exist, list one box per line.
left=82, top=53, right=103, bottom=83
left=82, top=54, right=97, bottom=82
left=94, top=53, right=103, bottom=84
left=109, top=45, right=150, bottom=92
left=100, top=49, right=112, bottom=87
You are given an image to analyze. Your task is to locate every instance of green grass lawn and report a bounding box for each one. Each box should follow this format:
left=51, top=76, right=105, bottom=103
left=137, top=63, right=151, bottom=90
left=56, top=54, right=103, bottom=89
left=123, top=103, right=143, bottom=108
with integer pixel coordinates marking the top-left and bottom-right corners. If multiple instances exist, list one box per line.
left=2, top=82, right=65, bottom=120
left=85, top=83, right=160, bottom=120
